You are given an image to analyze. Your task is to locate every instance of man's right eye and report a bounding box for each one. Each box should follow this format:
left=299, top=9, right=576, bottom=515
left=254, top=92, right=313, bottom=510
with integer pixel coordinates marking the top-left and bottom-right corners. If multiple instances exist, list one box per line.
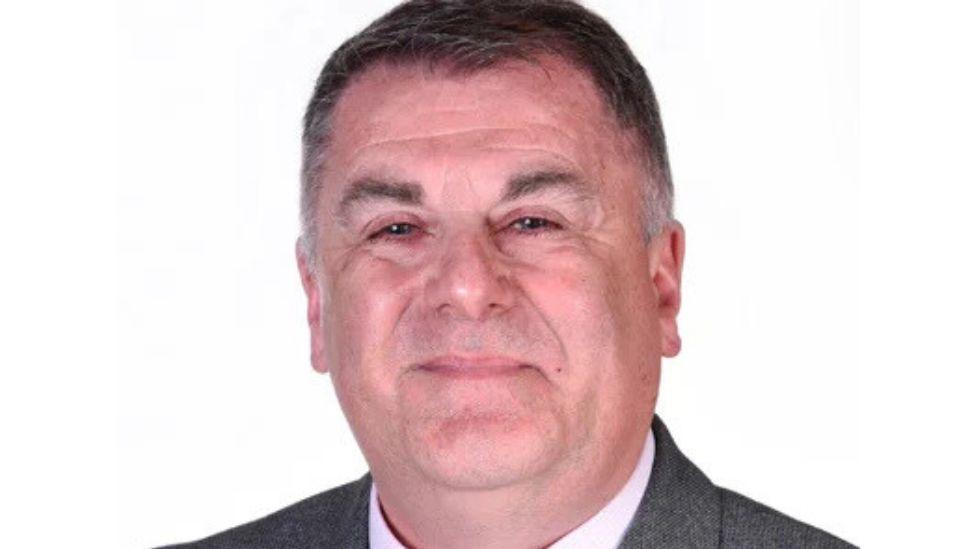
left=368, top=223, right=419, bottom=240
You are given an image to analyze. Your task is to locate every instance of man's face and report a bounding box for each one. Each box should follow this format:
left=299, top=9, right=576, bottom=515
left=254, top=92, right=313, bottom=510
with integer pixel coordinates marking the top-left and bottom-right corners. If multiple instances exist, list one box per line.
left=299, top=57, right=684, bottom=492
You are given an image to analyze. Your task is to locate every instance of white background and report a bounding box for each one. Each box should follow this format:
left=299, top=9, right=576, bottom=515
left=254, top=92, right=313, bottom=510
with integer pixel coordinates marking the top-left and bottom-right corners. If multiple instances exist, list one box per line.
left=1, top=1, right=974, bottom=548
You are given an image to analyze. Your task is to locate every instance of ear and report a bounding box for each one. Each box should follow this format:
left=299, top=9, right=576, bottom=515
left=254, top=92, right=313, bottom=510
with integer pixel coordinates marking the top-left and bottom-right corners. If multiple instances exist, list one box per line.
left=296, top=239, right=329, bottom=374
left=649, top=222, right=686, bottom=357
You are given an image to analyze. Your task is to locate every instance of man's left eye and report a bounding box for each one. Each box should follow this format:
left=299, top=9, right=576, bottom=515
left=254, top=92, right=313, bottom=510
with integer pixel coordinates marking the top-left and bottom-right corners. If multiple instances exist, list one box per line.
left=510, top=217, right=560, bottom=232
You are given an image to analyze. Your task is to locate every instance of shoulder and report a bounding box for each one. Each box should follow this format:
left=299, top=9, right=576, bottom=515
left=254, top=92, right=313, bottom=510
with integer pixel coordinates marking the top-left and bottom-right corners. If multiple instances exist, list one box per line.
left=623, top=416, right=856, bottom=549
left=156, top=474, right=371, bottom=549
left=717, top=488, right=857, bottom=549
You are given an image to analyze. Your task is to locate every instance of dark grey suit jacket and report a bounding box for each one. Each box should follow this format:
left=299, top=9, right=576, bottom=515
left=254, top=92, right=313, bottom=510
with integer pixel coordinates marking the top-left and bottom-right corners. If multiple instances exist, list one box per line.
left=161, top=416, right=855, bottom=548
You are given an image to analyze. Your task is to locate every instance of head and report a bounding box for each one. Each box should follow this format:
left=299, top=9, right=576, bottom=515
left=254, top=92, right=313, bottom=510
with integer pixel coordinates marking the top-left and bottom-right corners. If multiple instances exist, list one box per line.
left=300, top=0, right=674, bottom=256
left=297, top=0, right=684, bottom=513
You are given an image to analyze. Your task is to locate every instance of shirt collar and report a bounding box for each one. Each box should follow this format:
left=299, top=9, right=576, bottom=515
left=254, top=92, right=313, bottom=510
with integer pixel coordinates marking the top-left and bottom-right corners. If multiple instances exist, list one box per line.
left=369, top=479, right=406, bottom=549
left=369, top=426, right=655, bottom=548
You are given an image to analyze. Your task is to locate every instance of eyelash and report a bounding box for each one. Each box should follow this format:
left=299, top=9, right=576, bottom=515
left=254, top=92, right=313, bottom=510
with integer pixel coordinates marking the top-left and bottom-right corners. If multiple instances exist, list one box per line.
left=506, top=216, right=562, bottom=234
left=366, top=216, right=563, bottom=243
left=367, top=222, right=422, bottom=241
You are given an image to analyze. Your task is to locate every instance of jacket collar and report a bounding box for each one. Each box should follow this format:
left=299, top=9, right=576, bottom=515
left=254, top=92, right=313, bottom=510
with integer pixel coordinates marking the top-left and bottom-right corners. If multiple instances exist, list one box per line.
left=334, top=472, right=371, bottom=549
left=618, top=415, right=722, bottom=549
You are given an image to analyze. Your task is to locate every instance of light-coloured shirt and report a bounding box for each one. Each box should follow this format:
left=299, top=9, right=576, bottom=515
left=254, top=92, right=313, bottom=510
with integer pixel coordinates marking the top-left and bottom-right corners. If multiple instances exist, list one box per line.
left=369, top=427, right=656, bottom=549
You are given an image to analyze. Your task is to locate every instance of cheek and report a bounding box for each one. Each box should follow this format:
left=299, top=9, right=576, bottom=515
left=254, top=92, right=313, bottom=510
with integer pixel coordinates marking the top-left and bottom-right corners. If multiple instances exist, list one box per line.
left=325, top=252, right=419, bottom=388
left=603, top=257, right=662, bottom=391
left=518, top=252, right=617, bottom=369
left=519, top=245, right=658, bottom=384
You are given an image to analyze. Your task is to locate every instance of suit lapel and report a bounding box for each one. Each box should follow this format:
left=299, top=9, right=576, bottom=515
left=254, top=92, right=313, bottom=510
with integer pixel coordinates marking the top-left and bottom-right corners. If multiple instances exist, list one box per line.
left=617, top=416, right=722, bottom=549
left=330, top=473, right=371, bottom=549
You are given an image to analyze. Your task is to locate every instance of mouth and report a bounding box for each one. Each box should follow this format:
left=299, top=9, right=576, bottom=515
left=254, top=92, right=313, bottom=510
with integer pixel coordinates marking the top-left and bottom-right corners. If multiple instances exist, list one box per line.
left=415, top=355, right=536, bottom=379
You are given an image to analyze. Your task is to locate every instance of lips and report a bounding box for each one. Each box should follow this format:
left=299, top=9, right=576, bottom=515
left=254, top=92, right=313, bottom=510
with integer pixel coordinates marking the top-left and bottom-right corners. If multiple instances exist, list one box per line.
left=416, top=355, right=535, bottom=379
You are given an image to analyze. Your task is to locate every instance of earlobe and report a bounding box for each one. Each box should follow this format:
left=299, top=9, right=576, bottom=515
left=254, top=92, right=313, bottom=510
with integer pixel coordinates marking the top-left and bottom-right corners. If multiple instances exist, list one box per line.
left=296, top=240, right=329, bottom=374
left=650, top=222, right=685, bottom=358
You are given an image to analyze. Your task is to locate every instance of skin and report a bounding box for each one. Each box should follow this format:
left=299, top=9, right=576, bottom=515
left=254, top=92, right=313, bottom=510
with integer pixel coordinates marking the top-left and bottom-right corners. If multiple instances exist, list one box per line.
left=297, top=56, right=685, bottom=548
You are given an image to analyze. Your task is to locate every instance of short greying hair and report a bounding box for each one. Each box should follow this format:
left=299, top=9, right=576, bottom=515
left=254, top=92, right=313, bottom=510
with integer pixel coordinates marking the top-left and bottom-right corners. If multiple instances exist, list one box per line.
left=300, top=0, right=673, bottom=254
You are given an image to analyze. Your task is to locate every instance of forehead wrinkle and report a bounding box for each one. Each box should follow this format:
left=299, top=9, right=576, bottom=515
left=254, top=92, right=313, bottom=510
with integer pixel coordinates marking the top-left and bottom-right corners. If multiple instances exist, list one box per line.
left=343, top=120, right=584, bottom=160
left=478, top=146, right=584, bottom=171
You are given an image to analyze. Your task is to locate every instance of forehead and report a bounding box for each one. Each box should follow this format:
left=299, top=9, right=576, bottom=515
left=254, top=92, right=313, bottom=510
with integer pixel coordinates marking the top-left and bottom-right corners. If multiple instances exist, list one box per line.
left=321, top=56, right=643, bottom=203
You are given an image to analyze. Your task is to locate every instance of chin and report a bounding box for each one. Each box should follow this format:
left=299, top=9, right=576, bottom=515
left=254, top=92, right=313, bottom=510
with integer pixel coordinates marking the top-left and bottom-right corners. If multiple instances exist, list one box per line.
left=406, top=412, right=567, bottom=490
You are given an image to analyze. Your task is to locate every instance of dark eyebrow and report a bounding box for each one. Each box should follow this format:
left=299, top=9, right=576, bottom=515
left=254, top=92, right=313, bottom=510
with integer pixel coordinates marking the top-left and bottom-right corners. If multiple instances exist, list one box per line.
left=337, top=171, right=589, bottom=224
left=501, top=170, right=594, bottom=203
left=337, top=177, right=425, bottom=219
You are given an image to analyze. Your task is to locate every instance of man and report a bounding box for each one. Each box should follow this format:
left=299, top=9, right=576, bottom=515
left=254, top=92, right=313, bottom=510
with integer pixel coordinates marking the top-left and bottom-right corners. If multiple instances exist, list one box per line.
left=164, top=1, right=854, bottom=547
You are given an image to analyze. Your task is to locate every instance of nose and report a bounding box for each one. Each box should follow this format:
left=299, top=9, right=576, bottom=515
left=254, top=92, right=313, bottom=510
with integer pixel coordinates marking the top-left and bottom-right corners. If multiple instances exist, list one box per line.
left=425, top=232, right=515, bottom=320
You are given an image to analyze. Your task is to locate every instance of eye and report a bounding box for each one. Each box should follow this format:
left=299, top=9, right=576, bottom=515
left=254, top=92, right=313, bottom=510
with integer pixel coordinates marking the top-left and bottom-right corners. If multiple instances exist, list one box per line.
left=368, top=222, right=420, bottom=240
left=509, top=216, right=562, bottom=233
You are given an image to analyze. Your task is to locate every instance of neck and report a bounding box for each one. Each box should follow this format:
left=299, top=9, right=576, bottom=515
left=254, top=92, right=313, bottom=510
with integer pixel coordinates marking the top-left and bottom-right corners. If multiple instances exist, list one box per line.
left=373, top=435, right=648, bottom=549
